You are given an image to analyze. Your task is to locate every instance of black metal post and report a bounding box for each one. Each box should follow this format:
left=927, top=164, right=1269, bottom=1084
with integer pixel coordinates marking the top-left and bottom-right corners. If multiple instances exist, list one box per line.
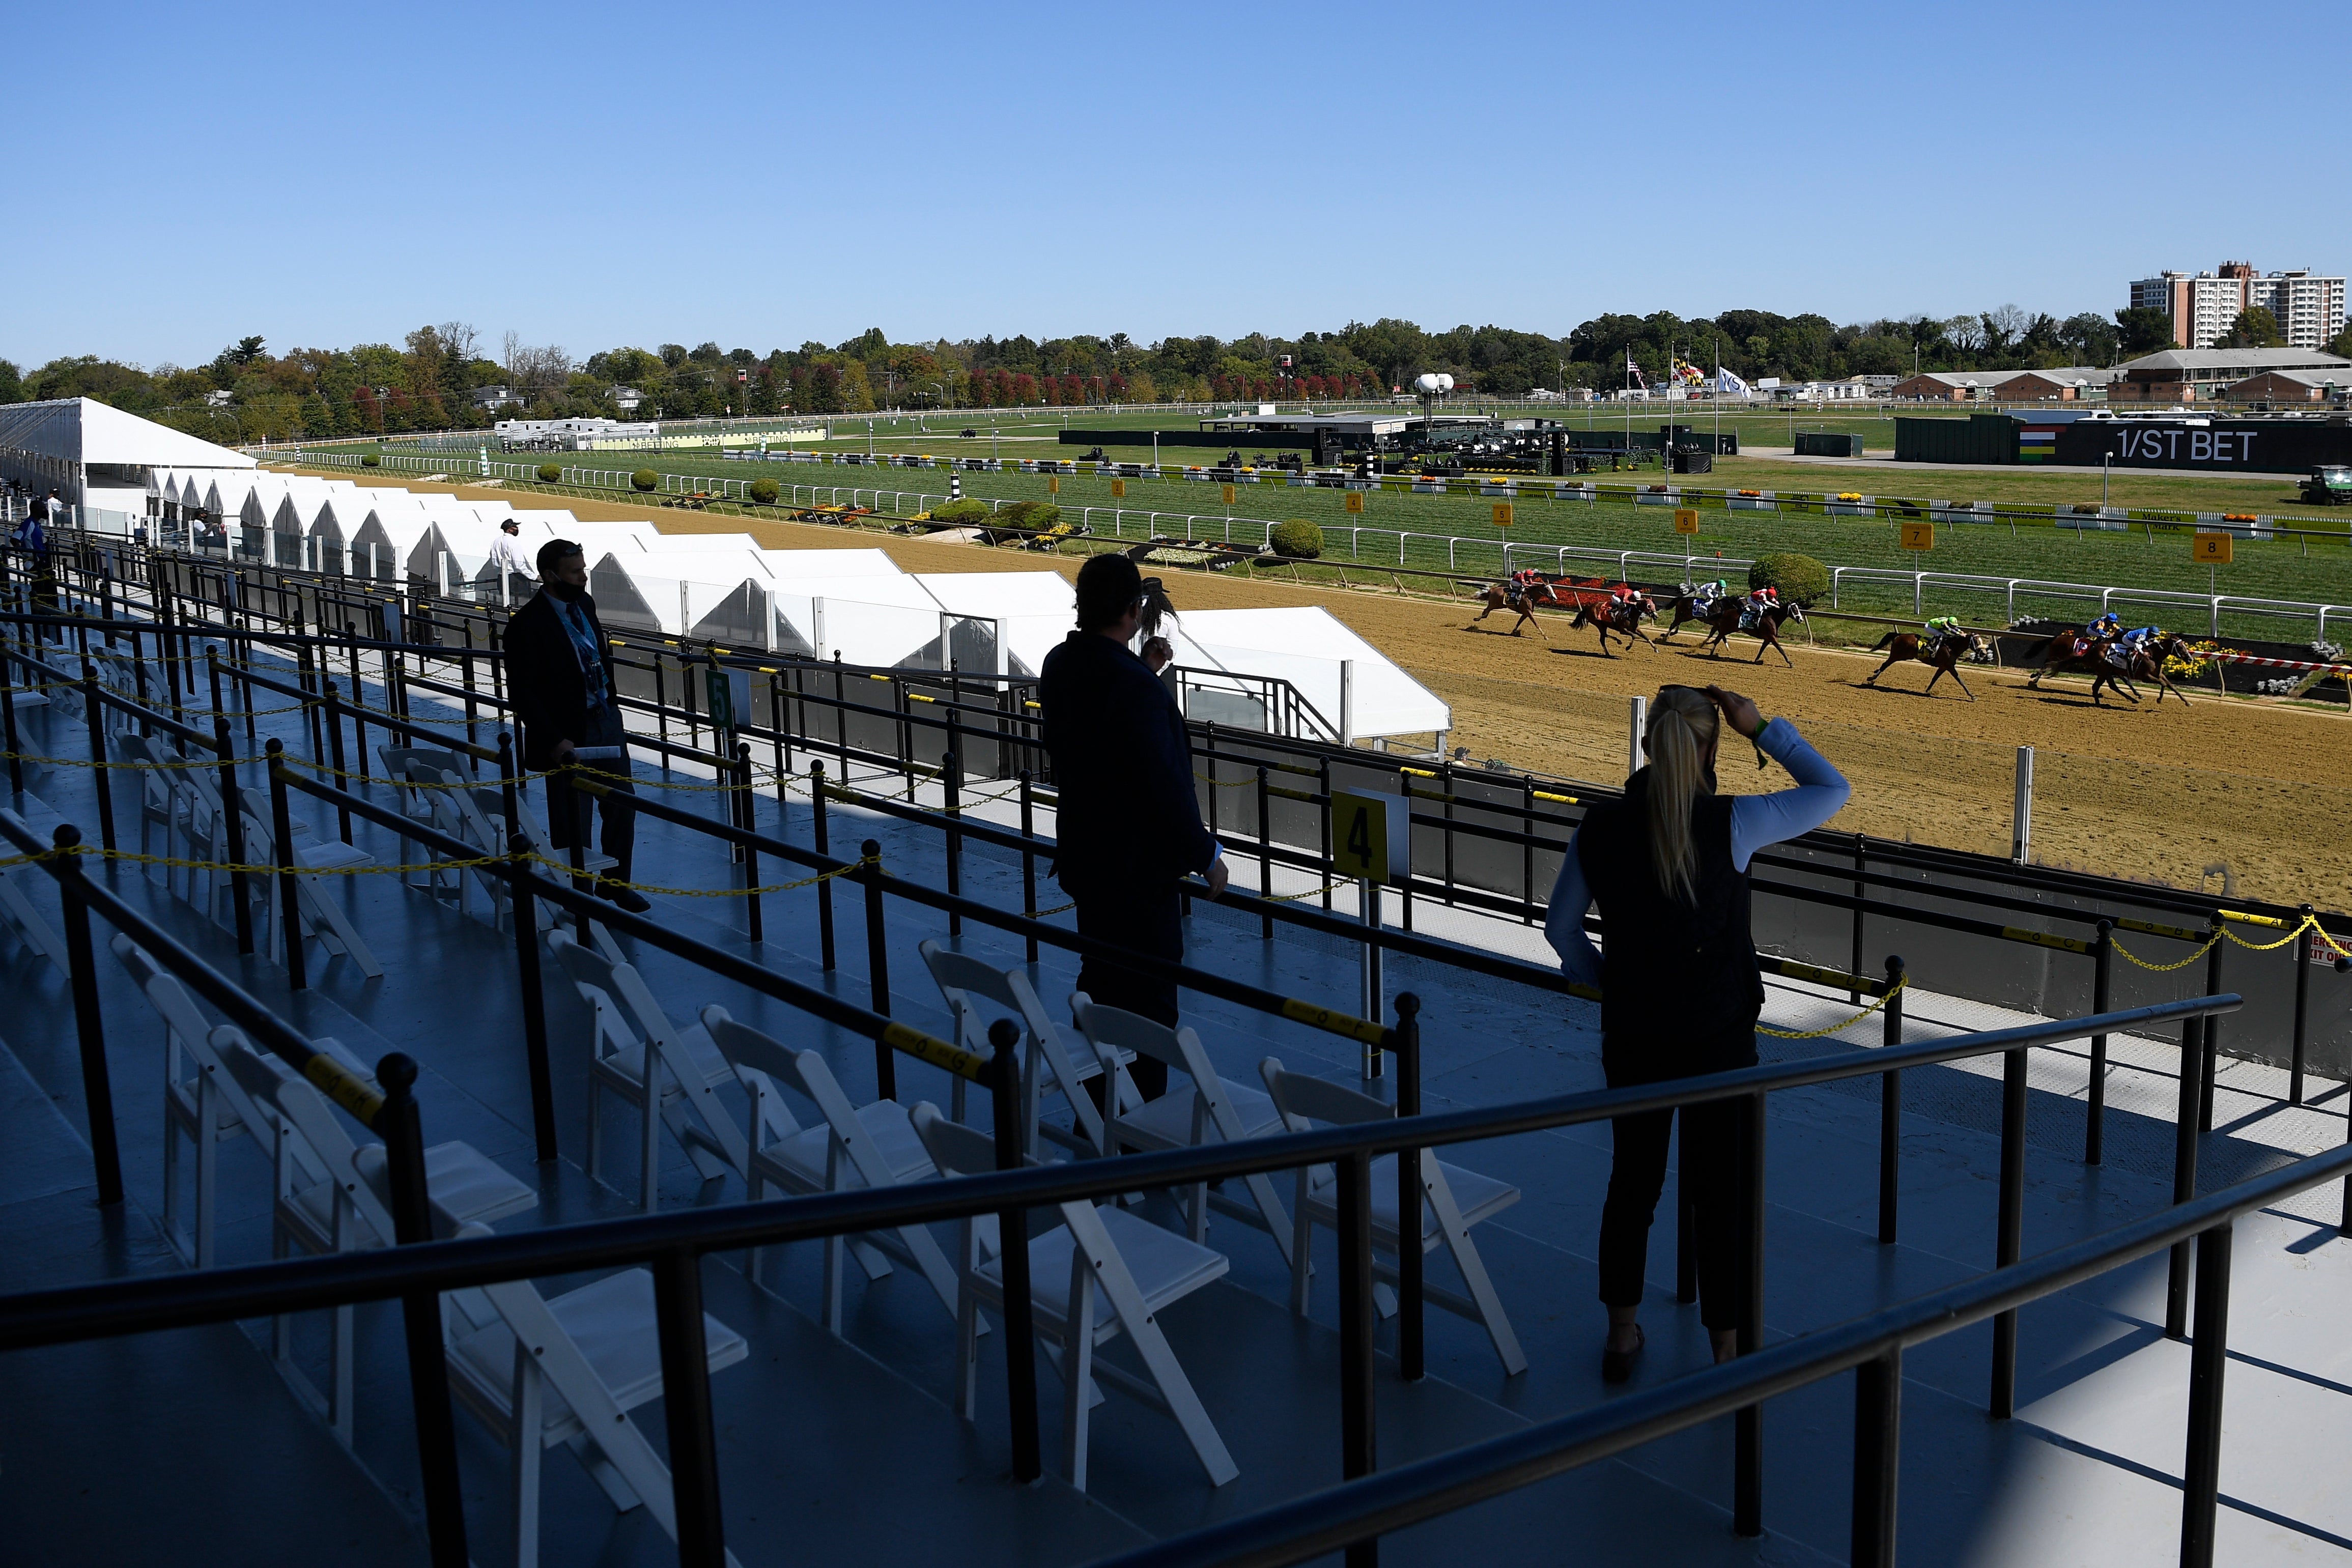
left=213, top=714, right=253, bottom=954
left=1337, top=1147, right=1378, bottom=1568
left=1733, top=1090, right=1766, bottom=1538
left=1, top=635, right=20, bottom=794
left=1850, top=1347, right=1902, bottom=1568
left=2290, top=904, right=2313, bottom=1106
left=346, top=632, right=369, bottom=781
left=1394, top=994, right=1424, bottom=1382
left=986, top=1018, right=1043, bottom=1485
left=861, top=838, right=895, bottom=1101
left=654, top=1246, right=728, bottom=1568
left=2087, top=922, right=2113, bottom=1165
left=1849, top=833, right=1867, bottom=1004
left=265, top=741, right=306, bottom=990
left=2178, top=1219, right=2234, bottom=1568
left=504, top=832, right=558, bottom=1162
left=1879, top=956, right=1905, bottom=1246
left=1318, top=757, right=1334, bottom=913
left=51, top=825, right=123, bottom=1207
left=81, top=660, right=116, bottom=852
left=321, top=680, right=352, bottom=844
left=376, top=1053, right=470, bottom=1567
left=1518, top=777, right=1535, bottom=925
left=736, top=743, right=762, bottom=945
left=2166, top=1008, right=2205, bottom=1340
left=1257, top=766, right=1274, bottom=939
left=294, top=641, right=318, bottom=756
left=2198, top=921, right=2224, bottom=1134
left=1990, top=1042, right=2029, bottom=1419
left=942, top=747, right=962, bottom=938
left=496, top=732, right=519, bottom=838
left=810, top=762, right=836, bottom=972
left=1017, top=769, right=1039, bottom=963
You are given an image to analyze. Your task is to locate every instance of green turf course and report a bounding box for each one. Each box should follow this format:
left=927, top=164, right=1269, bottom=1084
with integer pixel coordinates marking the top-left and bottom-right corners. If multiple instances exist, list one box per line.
left=409, top=446, right=2352, bottom=646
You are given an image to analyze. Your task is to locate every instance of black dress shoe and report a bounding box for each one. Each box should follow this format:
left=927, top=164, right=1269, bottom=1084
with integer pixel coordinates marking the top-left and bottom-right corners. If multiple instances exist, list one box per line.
left=602, top=885, right=652, bottom=915
left=1601, top=1323, right=1645, bottom=1385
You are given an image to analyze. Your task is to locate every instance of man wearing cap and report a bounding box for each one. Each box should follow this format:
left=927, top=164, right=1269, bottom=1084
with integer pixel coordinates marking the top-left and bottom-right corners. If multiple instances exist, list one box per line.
left=1040, top=554, right=1224, bottom=1097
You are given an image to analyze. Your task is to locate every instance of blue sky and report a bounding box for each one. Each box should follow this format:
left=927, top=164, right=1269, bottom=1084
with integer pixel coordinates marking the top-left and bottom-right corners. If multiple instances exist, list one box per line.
left=9, top=0, right=2346, bottom=368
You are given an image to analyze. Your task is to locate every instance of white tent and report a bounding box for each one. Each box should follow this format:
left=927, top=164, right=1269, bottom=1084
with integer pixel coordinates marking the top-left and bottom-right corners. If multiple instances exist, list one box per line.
left=0, top=397, right=253, bottom=518
left=913, top=572, right=1079, bottom=678
left=1169, top=607, right=1449, bottom=743
left=588, top=549, right=776, bottom=643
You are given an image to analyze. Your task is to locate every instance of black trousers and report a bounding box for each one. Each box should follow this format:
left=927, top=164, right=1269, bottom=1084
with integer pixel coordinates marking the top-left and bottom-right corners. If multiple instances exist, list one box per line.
left=1596, top=1025, right=1759, bottom=1333
left=546, top=707, right=636, bottom=880
left=1597, top=1098, right=1750, bottom=1331
left=1066, top=874, right=1181, bottom=1100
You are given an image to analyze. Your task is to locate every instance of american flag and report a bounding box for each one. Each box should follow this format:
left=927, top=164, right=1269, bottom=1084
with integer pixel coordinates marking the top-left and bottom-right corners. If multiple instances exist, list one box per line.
left=1625, top=351, right=1647, bottom=391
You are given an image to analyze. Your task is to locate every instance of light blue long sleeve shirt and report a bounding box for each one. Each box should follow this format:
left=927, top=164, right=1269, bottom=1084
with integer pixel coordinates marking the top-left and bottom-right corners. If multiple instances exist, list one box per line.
left=1542, top=717, right=1851, bottom=986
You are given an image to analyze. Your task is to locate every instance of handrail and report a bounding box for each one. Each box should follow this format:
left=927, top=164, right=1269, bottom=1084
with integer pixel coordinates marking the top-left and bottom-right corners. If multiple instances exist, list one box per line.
left=1094, top=1129, right=2348, bottom=1568
left=0, top=808, right=382, bottom=1125
left=0, top=994, right=2240, bottom=1348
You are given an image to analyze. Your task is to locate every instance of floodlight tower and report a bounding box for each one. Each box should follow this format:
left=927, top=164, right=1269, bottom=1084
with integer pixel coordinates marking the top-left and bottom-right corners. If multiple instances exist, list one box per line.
left=1413, top=372, right=1455, bottom=427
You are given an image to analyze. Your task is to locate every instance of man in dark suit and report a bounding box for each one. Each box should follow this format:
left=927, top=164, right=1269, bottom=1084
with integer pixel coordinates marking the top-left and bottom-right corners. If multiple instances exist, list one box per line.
left=504, top=539, right=650, bottom=913
left=1040, top=554, right=1224, bottom=1094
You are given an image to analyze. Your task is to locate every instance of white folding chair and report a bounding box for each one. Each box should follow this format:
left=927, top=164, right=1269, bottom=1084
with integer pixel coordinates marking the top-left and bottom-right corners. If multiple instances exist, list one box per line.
left=517, top=786, right=618, bottom=884
left=439, top=1221, right=749, bottom=1568
left=701, top=1006, right=962, bottom=1329
left=213, top=1029, right=538, bottom=1442
left=546, top=931, right=747, bottom=1210
left=913, top=1102, right=1237, bottom=1492
left=112, top=732, right=187, bottom=889
left=1075, top=994, right=1294, bottom=1264
left=1259, top=1058, right=1527, bottom=1376
left=238, top=787, right=384, bottom=979
left=0, top=863, right=64, bottom=974
left=113, top=935, right=372, bottom=1269
left=918, top=939, right=1129, bottom=1160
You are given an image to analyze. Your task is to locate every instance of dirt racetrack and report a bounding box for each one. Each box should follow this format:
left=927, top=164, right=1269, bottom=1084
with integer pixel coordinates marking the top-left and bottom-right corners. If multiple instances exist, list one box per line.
left=286, top=471, right=2352, bottom=908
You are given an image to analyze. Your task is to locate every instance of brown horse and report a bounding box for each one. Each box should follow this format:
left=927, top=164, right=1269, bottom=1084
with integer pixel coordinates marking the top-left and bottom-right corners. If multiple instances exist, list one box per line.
left=1863, top=629, right=1992, bottom=700
left=1657, top=591, right=1736, bottom=642
left=1567, top=594, right=1659, bottom=657
left=1469, top=575, right=1574, bottom=636
left=2028, top=630, right=2193, bottom=706
left=1690, top=600, right=1806, bottom=666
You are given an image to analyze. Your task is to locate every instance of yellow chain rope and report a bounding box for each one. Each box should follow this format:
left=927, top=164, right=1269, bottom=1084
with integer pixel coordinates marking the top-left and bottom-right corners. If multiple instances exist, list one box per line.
left=1755, top=976, right=1907, bottom=1039
left=2109, top=928, right=2222, bottom=972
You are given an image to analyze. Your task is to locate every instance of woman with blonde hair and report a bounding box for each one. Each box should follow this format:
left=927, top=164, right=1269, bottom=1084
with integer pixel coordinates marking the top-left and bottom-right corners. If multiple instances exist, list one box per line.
left=1545, top=684, right=1849, bottom=1382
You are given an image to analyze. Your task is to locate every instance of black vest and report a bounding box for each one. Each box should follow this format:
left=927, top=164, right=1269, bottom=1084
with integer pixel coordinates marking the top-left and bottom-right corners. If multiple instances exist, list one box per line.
left=1574, top=770, right=1764, bottom=1084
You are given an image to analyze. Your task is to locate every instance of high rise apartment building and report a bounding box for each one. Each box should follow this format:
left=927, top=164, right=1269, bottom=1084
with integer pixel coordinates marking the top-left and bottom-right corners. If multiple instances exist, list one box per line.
left=2131, top=262, right=2346, bottom=350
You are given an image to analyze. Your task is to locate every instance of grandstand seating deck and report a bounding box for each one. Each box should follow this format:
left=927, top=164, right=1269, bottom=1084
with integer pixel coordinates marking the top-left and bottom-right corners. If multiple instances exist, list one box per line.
left=1, top=650, right=2348, bottom=1566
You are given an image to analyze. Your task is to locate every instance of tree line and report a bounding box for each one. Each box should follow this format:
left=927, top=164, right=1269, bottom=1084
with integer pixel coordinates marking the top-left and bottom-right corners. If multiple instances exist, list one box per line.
left=8, top=303, right=2342, bottom=443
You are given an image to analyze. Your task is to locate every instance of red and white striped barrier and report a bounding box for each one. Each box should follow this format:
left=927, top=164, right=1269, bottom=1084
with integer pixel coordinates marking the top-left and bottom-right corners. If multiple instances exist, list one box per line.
left=2211, top=651, right=2352, bottom=674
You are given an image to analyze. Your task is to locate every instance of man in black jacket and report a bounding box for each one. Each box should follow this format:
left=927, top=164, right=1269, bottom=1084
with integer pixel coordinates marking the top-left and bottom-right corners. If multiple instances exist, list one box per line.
left=1040, top=555, right=1224, bottom=1093
left=504, top=539, right=649, bottom=913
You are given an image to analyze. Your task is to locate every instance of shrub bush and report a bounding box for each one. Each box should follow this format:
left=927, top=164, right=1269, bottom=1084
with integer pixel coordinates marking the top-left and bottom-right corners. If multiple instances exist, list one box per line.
left=360, top=452, right=381, bottom=468
left=1748, top=552, right=1828, bottom=606
left=1268, top=518, right=1323, bottom=559
left=749, top=477, right=779, bottom=504
left=536, top=462, right=562, bottom=482
left=995, top=499, right=1061, bottom=533
left=928, top=498, right=989, bottom=525
left=631, top=468, right=659, bottom=492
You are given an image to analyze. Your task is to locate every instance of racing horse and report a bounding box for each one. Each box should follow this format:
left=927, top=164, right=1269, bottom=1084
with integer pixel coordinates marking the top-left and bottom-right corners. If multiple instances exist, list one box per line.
left=1469, top=574, right=1574, bottom=636
left=1657, top=591, right=1736, bottom=642
left=1567, top=593, right=1660, bottom=657
left=1863, top=629, right=1993, bottom=700
left=1689, top=599, right=1806, bottom=666
left=2027, top=629, right=2194, bottom=707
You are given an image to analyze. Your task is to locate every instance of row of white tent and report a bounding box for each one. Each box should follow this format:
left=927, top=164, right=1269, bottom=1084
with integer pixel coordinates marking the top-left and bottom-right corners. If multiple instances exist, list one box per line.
left=149, top=468, right=1450, bottom=742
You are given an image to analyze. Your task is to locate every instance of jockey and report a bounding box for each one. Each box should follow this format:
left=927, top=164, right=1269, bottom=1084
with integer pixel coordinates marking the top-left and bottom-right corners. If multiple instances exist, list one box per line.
left=2121, top=624, right=2161, bottom=657
left=1740, top=583, right=1776, bottom=631
left=1693, top=578, right=1728, bottom=616
left=1924, top=614, right=1962, bottom=652
left=2090, top=611, right=2122, bottom=641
